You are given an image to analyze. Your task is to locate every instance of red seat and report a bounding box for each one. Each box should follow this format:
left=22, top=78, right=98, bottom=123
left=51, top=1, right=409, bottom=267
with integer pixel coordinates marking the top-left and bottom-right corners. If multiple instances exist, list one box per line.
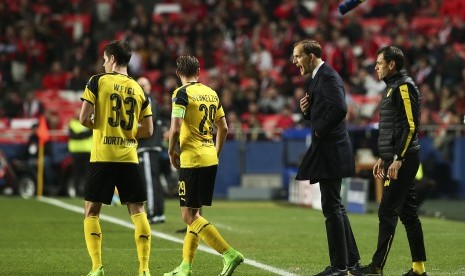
left=98, top=40, right=111, bottom=56
left=262, top=114, right=285, bottom=138
left=411, top=17, right=443, bottom=35
left=262, top=115, right=281, bottom=131
left=0, top=118, right=9, bottom=129
left=144, top=70, right=161, bottom=84
left=36, top=90, right=59, bottom=101
left=61, top=14, right=91, bottom=41
left=454, top=43, right=465, bottom=60
left=360, top=18, right=387, bottom=32
left=299, top=19, right=318, bottom=34
left=441, top=0, right=465, bottom=19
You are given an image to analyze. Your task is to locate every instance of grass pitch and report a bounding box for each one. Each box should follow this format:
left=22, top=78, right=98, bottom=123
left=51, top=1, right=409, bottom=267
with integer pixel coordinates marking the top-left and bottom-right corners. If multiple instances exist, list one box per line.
left=0, top=196, right=464, bottom=275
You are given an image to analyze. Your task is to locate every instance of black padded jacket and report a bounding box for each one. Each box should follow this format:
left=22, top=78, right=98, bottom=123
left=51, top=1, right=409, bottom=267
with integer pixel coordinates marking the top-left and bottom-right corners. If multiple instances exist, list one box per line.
left=378, top=71, right=421, bottom=161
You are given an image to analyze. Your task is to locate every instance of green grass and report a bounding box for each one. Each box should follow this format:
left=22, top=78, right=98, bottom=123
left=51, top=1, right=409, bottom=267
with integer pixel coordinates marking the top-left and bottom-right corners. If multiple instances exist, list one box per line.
left=0, top=197, right=464, bottom=275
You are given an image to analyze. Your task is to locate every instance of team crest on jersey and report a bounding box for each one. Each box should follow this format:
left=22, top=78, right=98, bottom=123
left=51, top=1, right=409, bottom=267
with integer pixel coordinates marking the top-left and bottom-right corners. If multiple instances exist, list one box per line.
left=386, top=88, right=393, bottom=97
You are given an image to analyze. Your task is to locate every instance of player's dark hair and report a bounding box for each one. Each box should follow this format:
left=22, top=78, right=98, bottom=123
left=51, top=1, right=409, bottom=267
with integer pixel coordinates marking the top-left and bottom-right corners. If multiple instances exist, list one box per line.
left=104, top=40, right=132, bottom=66
left=376, top=46, right=405, bottom=71
left=176, top=55, right=200, bottom=77
left=294, top=39, right=322, bottom=58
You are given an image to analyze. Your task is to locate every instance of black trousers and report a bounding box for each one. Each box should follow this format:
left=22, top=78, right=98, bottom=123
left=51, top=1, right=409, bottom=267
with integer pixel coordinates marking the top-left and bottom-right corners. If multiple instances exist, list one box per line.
left=372, top=152, right=426, bottom=268
left=139, top=151, right=164, bottom=217
left=319, top=178, right=360, bottom=268
left=71, top=152, right=90, bottom=195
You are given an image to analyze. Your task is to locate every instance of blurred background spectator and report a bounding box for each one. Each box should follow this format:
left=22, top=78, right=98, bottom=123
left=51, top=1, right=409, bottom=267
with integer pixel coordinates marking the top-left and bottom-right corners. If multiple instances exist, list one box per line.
left=0, top=0, right=463, bottom=132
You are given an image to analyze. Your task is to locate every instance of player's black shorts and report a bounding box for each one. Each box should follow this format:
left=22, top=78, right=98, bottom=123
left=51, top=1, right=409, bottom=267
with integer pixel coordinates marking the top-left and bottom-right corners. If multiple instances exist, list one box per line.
left=85, top=162, right=147, bottom=205
left=178, top=165, right=217, bottom=208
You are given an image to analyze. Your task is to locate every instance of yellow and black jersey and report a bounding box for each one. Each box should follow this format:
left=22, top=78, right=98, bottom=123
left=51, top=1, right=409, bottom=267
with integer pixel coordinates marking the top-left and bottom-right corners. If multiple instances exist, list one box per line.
left=81, top=72, right=152, bottom=163
left=171, top=82, right=225, bottom=168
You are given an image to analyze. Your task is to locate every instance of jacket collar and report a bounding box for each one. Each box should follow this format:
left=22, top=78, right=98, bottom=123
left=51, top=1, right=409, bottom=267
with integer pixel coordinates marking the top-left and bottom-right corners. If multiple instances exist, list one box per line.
left=383, top=70, right=407, bottom=85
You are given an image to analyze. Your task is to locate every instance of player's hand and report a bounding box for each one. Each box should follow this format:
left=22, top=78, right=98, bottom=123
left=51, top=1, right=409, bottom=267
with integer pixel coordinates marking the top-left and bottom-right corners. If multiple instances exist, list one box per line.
left=387, top=160, right=402, bottom=180
left=169, top=151, right=180, bottom=169
left=372, top=158, right=384, bottom=179
left=300, top=94, right=310, bottom=114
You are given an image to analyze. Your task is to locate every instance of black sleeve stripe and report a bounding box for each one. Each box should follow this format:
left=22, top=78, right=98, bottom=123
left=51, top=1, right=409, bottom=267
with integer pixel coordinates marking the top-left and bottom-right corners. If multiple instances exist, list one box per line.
left=174, top=85, right=189, bottom=106
left=141, top=93, right=150, bottom=110
left=399, top=84, right=416, bottom=156
left=86, top=73, right=105, bottom=98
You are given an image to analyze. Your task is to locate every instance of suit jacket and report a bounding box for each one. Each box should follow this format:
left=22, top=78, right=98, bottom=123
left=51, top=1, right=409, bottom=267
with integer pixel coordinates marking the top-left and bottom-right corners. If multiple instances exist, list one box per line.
left=295, top=63, right=355, bottom=183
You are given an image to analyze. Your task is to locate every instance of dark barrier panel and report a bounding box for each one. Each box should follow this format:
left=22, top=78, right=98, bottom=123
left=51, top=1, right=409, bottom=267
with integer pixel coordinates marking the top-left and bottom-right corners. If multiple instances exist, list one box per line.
left=453, top=138, right=465, bottom=198
left=214, top=141, right=241, bottom=197
left=0, top=144, right=27, bottom=160
left=0, top=142, right=70, bottom=165
left=244, top=141, right=284, bottom=174
left=284, top=140, right=308, bottom=167
left=50, top=142, right=70, bottom=164
left=283, top=167, right=298, bottom=191
left=1, top=134, right=461, bottom=199
left=419, top=137, right=440, bottom=161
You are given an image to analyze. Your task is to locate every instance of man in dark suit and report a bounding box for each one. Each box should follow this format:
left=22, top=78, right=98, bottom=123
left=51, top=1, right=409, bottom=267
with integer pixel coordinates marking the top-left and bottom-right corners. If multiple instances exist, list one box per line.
left=293, top=39, right=361, bottom=276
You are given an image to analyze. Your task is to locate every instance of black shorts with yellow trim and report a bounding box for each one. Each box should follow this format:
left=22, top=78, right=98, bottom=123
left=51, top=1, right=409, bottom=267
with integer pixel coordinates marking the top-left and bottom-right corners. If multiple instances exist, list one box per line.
left=178, top=165, right=217, bottom=208
left=85, top=162, right=147, bottom=205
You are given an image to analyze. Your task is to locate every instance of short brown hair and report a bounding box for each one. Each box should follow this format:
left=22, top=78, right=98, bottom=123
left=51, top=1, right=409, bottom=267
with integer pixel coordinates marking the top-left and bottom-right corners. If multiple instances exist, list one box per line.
left=104, top=40, right=132, bottom=66
left=376, top=46, right=405, bottom=71
left=294, top=39, right=322, bottom=58
left=176, top=55, right=200, bottom=77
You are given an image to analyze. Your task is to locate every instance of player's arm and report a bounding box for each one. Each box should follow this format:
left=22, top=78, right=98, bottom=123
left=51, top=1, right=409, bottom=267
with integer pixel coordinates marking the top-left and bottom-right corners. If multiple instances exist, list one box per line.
left=169, top=88, right=187, bottom=169
left=79, top=100, right=95, bottom=129
left=168, top=116, right=183, bottom=169
left=215, top=116, right=228, bottom=157
left=136, top=115, right=153, bottom=139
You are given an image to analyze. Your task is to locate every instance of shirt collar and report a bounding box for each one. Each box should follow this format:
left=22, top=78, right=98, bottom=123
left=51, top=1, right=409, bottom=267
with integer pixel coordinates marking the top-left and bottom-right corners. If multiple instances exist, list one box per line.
left=312, top=61, right=324, bottom=78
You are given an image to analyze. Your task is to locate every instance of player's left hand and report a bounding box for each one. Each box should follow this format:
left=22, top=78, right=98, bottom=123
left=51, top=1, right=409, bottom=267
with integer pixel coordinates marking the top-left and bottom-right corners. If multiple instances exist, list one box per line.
left=387, top=160, right=402, bottom=180
left=169, top=151, right=180, bottom=169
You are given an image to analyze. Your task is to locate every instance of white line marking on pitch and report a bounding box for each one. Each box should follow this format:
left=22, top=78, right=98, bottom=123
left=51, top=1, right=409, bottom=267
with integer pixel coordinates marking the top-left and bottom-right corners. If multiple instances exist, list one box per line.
left=38, top=197, right=298, bottom=276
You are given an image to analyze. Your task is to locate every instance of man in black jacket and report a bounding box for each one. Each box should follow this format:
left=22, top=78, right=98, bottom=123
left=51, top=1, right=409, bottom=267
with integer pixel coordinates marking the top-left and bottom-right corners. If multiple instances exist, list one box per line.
left=137, top=77, right=166, bottom=224
left=293, top=39, right=361, bottom=276
left=354, top=46, right=427, bottom=276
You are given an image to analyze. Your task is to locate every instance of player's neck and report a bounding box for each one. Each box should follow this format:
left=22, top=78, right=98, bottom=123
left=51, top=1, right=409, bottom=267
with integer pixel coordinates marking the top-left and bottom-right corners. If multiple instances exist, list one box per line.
left=112, top=65, right=128, bottom=76
left=181, top=77, right=198, bottom=85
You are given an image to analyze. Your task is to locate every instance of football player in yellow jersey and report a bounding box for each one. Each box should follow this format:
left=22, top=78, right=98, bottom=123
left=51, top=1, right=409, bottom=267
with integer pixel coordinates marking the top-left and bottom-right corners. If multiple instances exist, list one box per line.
left=164, top=55, right=244, bottom=276
left=79, top=40, right=153, bottom=276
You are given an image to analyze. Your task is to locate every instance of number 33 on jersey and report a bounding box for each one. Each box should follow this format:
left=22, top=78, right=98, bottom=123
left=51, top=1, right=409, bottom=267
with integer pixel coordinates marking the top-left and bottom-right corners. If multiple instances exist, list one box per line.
left=81, top=72, right=152, bottom=163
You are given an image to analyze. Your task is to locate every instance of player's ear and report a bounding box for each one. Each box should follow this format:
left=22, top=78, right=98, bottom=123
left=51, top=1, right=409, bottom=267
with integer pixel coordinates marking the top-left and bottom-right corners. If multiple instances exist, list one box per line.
left=389, top=60, right=395, bottom=70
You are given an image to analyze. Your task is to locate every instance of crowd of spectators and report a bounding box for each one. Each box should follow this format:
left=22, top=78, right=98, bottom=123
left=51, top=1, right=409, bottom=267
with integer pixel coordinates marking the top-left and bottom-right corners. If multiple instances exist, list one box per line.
left=1, top=0, right=465, bottom=143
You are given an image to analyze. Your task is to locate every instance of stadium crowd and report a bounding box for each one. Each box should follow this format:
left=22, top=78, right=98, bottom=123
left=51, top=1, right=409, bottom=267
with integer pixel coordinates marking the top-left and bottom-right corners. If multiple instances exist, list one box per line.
left=1, top=0, right=465, bottom=142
